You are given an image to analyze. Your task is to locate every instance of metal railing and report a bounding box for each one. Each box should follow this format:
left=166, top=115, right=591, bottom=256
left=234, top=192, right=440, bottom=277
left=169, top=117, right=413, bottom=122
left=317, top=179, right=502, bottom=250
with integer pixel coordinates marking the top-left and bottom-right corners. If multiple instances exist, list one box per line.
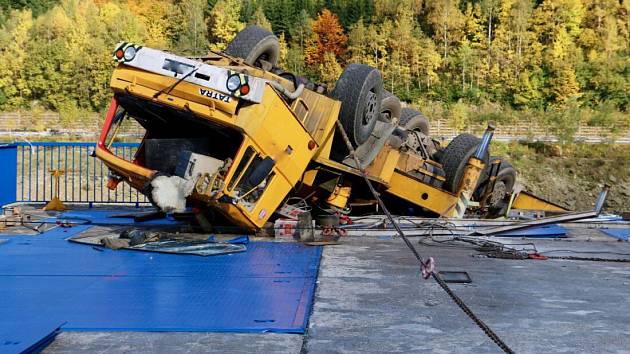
left=15, top=142, right=148, bottom=206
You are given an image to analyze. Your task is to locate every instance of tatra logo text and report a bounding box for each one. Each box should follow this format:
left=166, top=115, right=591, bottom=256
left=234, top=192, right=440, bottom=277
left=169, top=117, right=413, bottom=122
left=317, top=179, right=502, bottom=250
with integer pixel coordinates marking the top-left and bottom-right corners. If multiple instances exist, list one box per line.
left=199, top=89, right=231, bottom=103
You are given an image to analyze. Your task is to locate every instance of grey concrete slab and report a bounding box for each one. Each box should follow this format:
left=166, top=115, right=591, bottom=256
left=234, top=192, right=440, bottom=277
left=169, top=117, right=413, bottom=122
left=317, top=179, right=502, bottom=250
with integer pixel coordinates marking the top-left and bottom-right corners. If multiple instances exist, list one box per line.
left=44, top=332, right=303, bottom=354
left=306, top=237, right=630, bottom=354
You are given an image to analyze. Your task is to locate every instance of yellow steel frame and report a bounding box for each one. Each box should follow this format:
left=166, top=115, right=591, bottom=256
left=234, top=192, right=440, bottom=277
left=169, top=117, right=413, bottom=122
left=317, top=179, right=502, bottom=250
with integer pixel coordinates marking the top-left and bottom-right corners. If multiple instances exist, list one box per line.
left=512, top=191, right=567, bottom=212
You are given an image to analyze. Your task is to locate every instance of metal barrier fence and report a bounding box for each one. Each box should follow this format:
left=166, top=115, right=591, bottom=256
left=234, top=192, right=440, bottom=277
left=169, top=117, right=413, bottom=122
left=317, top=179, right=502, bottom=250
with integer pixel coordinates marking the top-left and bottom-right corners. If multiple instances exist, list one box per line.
left=15, top=142, right=148, bottom=205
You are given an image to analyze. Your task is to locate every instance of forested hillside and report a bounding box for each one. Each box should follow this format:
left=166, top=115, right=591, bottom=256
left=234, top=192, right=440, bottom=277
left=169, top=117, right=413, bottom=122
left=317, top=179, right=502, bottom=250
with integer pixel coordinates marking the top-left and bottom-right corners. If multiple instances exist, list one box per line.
left=0, top=0, right=628, bottom=135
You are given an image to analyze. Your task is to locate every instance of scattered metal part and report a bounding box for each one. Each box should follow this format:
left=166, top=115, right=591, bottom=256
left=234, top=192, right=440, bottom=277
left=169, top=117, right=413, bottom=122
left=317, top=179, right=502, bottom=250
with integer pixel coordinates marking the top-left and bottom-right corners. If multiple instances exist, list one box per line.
left=100, top=237, right=130, bottom=249
left=470, top=185, right=610, bottom=237
left=472, top=210, right=599, bottom=236
left=120, top=229, right=162, bottom=246
left=134, top=240, right=245, bottom=256
left=110, top=211, right=166, bottom=222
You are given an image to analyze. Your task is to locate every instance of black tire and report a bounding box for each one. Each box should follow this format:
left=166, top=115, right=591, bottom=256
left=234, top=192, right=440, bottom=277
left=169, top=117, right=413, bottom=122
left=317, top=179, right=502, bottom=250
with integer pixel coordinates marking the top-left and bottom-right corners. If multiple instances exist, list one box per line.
left=441, top=133, right=489, bottom=193
left=331, top=64, right=383, bottom=146
left=379, top=91, right=401, bottom=122
left=225, top=25, right=280, bottom=67
left=400, top=108, right=430, bottom=135
left=488, top=160, right=516, bottom=205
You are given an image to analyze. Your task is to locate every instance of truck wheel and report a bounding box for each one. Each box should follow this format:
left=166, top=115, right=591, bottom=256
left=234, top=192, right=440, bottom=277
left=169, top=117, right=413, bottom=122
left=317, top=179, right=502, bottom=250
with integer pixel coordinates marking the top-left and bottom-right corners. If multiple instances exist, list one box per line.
left=331, top=64, right=383, bottom=146
left=225, top=25, right=280, bottom=67
left=441, top=133, right=489, bottom=193
left=488, top=160, right=516, bottom=206
left=400, top=108, right=430, bottom=135
left=379, top=91, right=401, bottom=122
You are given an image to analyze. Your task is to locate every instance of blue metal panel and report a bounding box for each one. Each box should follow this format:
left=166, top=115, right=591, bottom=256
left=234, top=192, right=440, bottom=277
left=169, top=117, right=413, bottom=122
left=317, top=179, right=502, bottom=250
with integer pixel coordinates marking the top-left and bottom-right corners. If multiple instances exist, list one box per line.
left=0, top=221, right=321, bottom=334
left=496, top=224, right=567, bottom=238
left=600, top=228, right=630, bottom=241
left=0, top=319, right=63, bottom=354
left=0, top=144, right=17, bottom=207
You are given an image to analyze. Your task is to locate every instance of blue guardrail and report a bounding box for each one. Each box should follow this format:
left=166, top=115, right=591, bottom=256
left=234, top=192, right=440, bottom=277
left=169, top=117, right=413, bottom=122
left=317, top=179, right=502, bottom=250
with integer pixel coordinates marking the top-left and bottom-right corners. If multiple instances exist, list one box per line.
left=13, top=142, right=148, bottom=206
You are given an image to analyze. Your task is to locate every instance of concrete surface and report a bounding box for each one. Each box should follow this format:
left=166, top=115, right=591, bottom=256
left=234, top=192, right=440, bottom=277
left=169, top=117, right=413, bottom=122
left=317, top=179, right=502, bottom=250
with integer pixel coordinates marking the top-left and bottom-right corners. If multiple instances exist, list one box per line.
left=43, top=234, right=630, bottom=353
left=44, top=332, right=303, bottom=354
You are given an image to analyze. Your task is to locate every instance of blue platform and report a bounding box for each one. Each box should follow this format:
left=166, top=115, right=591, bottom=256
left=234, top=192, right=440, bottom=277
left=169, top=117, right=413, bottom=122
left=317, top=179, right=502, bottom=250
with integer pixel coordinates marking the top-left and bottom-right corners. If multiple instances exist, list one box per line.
left=48, top=209, right=182, bottom=226
left=600, top=228, right=630, bottom=241
left=496, top=224, right=567, bottom=238
left=0, top=320, right=63, bottom=354
left=0, top=224, right=321, bottom=350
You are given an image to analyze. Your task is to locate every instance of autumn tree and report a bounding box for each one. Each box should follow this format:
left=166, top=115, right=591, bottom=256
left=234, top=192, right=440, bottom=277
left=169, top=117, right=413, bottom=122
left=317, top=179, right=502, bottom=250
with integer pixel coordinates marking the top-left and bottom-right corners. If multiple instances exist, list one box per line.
left=305, top=9, right=347, bottom=67
left=317, top=51, right=343, bottom=88
left=2, top=0, right=628, bottom=129
left=126, top=0, right=173, bottom=48
left=425, top=0, right=465, bottom=61
left=206, top=0, right=244, bottom=51
left=0, top=9, right=33, bottom=109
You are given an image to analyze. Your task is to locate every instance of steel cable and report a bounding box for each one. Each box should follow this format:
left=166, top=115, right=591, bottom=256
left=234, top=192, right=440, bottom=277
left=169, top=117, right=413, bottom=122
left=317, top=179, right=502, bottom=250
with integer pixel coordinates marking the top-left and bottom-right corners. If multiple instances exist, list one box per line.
left=334, top=120, right=515, bottom=354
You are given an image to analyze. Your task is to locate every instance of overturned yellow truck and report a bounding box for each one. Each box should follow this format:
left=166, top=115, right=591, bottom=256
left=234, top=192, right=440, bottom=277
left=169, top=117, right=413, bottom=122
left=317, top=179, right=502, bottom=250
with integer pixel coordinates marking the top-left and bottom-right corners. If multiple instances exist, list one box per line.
left=95, top=26, right=563, bottom=231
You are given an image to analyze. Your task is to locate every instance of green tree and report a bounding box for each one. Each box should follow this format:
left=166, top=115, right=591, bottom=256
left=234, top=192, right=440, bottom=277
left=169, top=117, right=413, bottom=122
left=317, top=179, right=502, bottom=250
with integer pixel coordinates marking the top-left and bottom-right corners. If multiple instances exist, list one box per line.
left=172, top=0, right=208, bottom=54
left=249, top=6, right=272, bottom=31
left=207, top=0, right=245, bottom=51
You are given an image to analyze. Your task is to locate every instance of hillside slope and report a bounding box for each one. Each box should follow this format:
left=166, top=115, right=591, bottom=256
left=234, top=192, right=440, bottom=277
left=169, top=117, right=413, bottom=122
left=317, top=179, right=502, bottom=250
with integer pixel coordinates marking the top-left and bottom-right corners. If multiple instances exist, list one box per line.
left=493, top=142, right=630, bottom=212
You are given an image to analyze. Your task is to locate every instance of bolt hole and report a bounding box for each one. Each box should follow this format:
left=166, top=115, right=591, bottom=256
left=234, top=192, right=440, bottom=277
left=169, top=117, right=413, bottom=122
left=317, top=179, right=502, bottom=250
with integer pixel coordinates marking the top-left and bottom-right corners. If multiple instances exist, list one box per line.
left=421, top=193, right=429, bottom=200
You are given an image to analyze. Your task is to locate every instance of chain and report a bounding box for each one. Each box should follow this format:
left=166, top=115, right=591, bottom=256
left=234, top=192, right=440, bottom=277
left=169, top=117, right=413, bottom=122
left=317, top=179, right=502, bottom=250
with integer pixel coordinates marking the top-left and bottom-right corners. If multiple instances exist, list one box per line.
left=432, top=273, right=515, bottom=354
left=484, top=250, right=630, bottom=263
left=334, top=120, right=515, bottom=354
left=545, top=256, right=630, bottom=263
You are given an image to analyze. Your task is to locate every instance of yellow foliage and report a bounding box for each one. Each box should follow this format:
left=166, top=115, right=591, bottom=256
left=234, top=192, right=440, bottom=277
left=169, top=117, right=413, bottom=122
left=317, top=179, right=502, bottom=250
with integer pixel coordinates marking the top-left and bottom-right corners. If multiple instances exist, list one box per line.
left=317, top=52, right=343, bottom=89
left=207, top=0, right=245, bottom=51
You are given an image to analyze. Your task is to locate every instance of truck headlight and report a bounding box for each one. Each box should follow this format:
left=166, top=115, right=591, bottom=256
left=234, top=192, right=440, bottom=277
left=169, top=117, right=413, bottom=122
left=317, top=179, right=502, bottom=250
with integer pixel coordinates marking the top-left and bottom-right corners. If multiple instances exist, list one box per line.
left=123, top=46, right=137, bottom=61
left=226, top=74, right=241, bottom=92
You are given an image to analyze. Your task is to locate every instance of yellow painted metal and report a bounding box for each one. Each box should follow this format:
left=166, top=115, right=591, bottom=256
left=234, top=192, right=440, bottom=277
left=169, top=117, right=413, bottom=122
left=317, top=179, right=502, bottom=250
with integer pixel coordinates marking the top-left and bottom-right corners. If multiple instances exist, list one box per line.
left=291, top=88, right=341, bottom=145
left=326, top=184, right=352, bottom=208
left=364, top=146, right=400, bottom=183
left=43, top=170, right=66, bottom=211
left=95, top=147, right=154, bottom=182
left=385, top=171, right=458, bottom=215
left=512, top=191, right=567, bottom=212
left=446, top=157, right=485, bottom=218
left=300, top=169, right=319, bottom=187
left=315, top=156, right=389, bottom=185
left=108, top=62, right=327, bottom=229
left=111, top=67, right=236, bottom=123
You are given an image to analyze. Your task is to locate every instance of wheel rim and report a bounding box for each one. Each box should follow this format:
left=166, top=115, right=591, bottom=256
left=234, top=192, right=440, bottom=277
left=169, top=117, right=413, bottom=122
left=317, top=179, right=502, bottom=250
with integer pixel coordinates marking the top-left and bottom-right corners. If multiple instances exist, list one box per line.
left=490, top=180, right=507, bottom=206
left=363, top=90, right=378, bottom=126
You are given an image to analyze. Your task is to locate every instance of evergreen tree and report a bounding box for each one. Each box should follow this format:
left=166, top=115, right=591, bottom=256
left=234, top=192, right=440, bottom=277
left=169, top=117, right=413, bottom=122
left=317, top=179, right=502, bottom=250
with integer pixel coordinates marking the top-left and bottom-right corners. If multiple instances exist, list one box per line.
left=249, top=6, right=272, bottom=31
left=173, top=0, right=208, bottom=54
